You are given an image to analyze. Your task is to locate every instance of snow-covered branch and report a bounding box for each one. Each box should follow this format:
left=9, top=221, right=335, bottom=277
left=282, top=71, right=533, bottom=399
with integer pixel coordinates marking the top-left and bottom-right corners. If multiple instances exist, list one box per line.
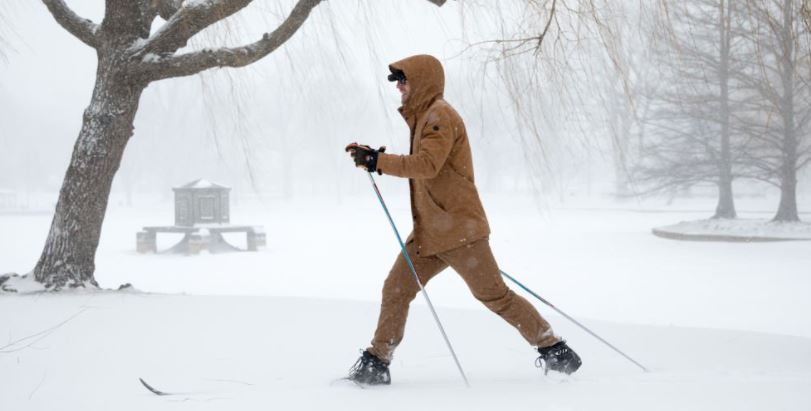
left=42, top=0, right=99, bottom=48
left=136, top=0, right=451, bottom=79
left=139, top=0, right=320, bottom=80
left=135, top=0, right=254, bottom=57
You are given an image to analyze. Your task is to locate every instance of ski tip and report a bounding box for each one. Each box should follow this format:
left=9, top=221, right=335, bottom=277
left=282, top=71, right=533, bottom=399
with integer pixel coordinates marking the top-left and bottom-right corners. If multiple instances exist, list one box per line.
left=139, top=377, right=169, bottom=396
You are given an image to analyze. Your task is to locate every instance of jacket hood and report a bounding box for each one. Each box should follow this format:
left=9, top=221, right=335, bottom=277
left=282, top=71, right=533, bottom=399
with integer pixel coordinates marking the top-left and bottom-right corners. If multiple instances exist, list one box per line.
left=389, top=54, right=445, bottom=119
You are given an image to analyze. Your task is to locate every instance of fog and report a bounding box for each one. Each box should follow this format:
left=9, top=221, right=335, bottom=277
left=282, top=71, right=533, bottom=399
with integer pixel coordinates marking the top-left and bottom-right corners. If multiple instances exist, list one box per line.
left=1, top=1, right=809, bottom=211
left=0, top=1, right=625, bottom=208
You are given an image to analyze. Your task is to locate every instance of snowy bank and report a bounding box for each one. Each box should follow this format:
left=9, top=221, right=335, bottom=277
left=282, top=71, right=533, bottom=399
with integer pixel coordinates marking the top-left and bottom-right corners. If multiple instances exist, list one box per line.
left=0, top=273, right=135, bottom=294
left=1, top=293, right=809, bottom=411
left=652, top=218, right=811, bottom=242
left=0, top=273, right=46, bottom=293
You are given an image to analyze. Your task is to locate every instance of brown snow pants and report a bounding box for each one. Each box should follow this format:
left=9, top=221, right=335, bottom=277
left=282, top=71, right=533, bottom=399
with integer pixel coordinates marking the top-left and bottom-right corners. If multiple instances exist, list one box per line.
left=367, top=238, right=559, bottom=363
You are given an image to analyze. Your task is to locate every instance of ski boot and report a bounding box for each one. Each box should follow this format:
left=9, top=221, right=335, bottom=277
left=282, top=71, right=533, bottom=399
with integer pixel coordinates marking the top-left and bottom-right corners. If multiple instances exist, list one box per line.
left=537, top=340, right=582, bottom=375
left=348, top=350, right=391, bottom=385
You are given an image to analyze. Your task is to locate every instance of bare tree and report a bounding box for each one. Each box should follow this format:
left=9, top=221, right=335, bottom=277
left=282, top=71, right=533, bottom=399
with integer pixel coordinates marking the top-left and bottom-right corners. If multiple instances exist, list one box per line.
left=458, top=0, right=632, bottom=196
left=634, top=0, right=746, bottom=218
left=737, top=0, right=811, bottom=221
left=597, top=10, right=661, bottom=199
left=27, top=0, right=446, bottom=290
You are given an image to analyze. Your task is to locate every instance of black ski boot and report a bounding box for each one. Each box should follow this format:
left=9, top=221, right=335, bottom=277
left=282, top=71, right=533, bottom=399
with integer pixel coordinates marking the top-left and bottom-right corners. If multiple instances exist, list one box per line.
left=348, top=350, right=391, bottom=385
left=537, top=341, right=582, bottom=375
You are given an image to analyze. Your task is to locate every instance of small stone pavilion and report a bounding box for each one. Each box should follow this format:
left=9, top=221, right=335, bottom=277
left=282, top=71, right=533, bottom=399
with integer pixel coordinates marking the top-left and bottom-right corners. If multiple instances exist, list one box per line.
left=173, top=179, right=231, bottom=226
left=137, top=179, right=265, bottom=254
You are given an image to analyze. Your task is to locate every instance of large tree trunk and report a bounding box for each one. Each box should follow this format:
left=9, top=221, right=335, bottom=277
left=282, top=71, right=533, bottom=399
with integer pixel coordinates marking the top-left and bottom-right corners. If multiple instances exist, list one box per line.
left=713, top=0, right=737, bottom=220
left=774, top=171, right=799, bottom=221
left=33, top=54, right=146, bottom=289
left=774, top=104, right=800, bottom=222
left=773, top=0, right=800, bottom=222
left=712, top=103, right=737, bottom=220
left=714, top=178, right=736, bottom=218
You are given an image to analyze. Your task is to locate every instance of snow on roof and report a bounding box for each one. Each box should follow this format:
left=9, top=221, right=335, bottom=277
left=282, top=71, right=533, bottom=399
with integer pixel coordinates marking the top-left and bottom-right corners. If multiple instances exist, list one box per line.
left=175, top=179, right=229, bottom=190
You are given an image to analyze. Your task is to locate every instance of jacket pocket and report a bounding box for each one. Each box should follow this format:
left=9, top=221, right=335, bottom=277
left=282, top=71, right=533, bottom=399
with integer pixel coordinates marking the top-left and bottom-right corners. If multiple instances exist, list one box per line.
left=424, top=185, right=449, bottom=213
left=427, top=169, right=476, bottom=213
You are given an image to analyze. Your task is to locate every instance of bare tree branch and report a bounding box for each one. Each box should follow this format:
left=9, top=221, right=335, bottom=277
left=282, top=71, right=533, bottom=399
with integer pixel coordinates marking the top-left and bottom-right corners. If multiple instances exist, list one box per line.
left=42, top=0, right=100, bottom=48
left=154, top=0, right=184, bottom=20
left=136, top=0, right=450, bottom=60
left=462, top=0, right=558, bottom=58
left=139, top=0, right=322, bottom=80
left=134, top=0, right=255, bottom=57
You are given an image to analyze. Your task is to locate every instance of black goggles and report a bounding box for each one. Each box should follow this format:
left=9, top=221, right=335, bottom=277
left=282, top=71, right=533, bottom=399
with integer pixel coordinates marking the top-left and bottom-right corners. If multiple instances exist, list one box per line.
left=387, top=71, right=407, bottom=84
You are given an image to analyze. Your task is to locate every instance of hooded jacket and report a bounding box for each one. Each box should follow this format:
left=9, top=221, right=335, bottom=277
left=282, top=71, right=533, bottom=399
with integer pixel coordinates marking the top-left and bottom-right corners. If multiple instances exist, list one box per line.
left=376, top=55, right=490, bottom=257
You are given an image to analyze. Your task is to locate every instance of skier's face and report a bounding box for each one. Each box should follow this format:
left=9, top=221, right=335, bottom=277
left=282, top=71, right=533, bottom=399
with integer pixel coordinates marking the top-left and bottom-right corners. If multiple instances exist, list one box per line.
left=396, top=79, right=410, bottom=104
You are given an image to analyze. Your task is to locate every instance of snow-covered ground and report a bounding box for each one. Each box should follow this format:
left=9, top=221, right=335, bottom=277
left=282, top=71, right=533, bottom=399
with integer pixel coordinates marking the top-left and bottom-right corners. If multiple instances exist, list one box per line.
left=2, top=292, right=810, bottom=411
left=1, top=193, right=810, bottom=410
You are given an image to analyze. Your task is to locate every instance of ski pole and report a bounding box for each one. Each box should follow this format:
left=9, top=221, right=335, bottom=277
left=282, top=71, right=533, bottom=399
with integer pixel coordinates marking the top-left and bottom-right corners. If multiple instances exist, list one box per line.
left=366, top=172, right=470, bottom=387
left=500, top=270, right=649, bottom=372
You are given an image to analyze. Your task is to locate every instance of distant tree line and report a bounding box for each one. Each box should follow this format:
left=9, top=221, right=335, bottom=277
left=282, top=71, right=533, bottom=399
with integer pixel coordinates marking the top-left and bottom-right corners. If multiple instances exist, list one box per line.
left=630, top=0, right=810, bottom=222
left=461, top=0, right=809, bottom=222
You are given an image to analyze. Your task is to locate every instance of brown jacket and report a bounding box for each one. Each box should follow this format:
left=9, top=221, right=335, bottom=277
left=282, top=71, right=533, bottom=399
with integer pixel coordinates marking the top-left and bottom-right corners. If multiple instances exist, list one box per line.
left=377, top=55, right=490, bottom=257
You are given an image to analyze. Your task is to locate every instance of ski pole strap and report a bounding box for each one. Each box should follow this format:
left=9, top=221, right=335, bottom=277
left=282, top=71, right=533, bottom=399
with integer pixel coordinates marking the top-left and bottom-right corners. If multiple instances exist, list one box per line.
left=500, top=270, right=649, bottom=373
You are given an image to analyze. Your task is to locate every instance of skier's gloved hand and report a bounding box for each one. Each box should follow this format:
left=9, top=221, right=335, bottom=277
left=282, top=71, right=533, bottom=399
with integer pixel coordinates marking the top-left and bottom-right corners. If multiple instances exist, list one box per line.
left=345, top=142, right=386, bottom=174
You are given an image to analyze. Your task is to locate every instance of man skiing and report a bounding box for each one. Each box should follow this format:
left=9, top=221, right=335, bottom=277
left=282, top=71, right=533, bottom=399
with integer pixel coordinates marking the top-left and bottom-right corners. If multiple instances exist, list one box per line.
left=344, top=54, right=581, bottom=385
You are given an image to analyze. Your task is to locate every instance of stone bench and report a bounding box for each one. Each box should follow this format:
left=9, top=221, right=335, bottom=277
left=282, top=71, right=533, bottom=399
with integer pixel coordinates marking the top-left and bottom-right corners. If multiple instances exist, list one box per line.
left=137, top=225, right=265, bottom=254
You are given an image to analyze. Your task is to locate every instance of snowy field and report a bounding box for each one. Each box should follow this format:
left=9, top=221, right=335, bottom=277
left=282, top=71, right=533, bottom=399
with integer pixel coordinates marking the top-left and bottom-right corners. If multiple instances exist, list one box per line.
left=1, top=192, right=810, bottom=410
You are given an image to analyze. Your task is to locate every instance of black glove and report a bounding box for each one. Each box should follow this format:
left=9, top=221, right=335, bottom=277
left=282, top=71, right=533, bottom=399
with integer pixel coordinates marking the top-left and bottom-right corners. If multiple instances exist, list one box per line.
left=345, top=142, right=386, bottom=173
